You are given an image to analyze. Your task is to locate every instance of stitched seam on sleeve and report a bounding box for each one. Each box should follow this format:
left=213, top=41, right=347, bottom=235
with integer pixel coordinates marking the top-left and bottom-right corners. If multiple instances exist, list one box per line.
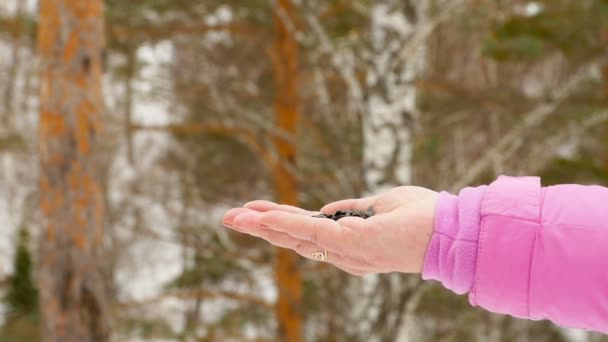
left=431, top=230, right=479, bottom=243
left=471, top=215, right=487, bottom=305
left=526, top=187, right=546, bottom=318
left=539, top=187, right=547, bottom=224
left=526, top=224, right=539, bottom=318
left=472, top=184, right=491, bottom=305
left=482, top=213, right=541, bottom=224
left=474, top=215, right=540, bottom=316
left=475, top=177, right=541, bottom=312
left=550, top=224, right=606, bottom=231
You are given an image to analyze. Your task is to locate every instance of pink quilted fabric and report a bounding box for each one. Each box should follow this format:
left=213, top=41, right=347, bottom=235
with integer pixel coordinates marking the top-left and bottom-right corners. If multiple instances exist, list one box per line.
left=423, top=176, right=608, bottom=334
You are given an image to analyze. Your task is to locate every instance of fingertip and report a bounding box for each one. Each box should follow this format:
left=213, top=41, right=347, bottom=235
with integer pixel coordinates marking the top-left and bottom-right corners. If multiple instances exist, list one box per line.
left=243, top=200, right=276, bottom=210
left=247, top=201, right=317, bottom=216
left=258, top=210, right=307, bottom=234
left=319, top=202, right=341, bottom=213
left=258, top=209, right=289, bottom=226
left=222, top=207, right=255, bottom=228
left=232, top=211, right=264, bottom=229
left=321, top=196, right=377, bottom=214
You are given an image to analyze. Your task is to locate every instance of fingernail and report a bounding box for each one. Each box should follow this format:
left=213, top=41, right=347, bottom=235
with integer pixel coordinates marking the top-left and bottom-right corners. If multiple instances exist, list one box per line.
left=223, top=220, right=242, bottom=231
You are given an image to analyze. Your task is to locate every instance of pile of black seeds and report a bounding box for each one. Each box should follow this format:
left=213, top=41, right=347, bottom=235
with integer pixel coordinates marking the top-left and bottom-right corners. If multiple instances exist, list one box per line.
left=313, top=207, right=375, bottom=221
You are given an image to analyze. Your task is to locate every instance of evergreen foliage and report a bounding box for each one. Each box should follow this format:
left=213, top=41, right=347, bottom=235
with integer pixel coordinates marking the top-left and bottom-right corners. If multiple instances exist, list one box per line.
left=1, top=227, right=40, bottom=341
left=5, top=227, right=38, bottom=318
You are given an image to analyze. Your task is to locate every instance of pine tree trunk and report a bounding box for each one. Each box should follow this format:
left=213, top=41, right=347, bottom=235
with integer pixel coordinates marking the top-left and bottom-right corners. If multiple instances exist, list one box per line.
left=37, top=1, right=110, bottom=341
left=271, top=0, right=302, bottom=341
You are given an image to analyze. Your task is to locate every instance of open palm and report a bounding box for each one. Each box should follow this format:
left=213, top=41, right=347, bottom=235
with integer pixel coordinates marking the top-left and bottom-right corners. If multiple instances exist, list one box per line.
left=222, top=186, right=438, bottom=275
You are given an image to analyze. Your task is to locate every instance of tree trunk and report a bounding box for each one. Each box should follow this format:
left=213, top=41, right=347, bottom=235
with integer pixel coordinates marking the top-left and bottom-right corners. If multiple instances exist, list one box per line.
left=271, top=0, right=302, bottom=341
left=38, top=1, right=110, bottom=341
left=365, top=0, right=427, bottom=192
left=2, top=0, right=26, bottom=130
left=363, top=1, right=429, bottom=341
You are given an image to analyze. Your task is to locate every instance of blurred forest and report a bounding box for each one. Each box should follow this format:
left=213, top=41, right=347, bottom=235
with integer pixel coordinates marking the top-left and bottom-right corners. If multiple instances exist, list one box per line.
left=0, top=0, right=608, bottom=341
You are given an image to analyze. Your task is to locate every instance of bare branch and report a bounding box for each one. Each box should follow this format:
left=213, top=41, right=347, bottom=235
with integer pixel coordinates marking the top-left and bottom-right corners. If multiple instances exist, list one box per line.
left=109, top=22, right=263, bottom=43
left=306, top=13, right=366, bottom=116
left=0, top=277, right=10, bottom=288
left=117, top=289, right=273, bottom=311
left=130, top=122, right=278, bottom=170
left=390, top=0, right=469, bottom=73
left=527, top=111, right=608, bottom=175
left=451, top=55, right=608, bottom=192
left=396, top=281, right=433, bottom=340
left=130, top=123, right=251, bottom=136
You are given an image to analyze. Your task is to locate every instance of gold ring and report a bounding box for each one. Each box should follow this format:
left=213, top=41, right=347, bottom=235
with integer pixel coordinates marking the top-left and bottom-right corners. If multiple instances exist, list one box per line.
left=311, top=249, right=328, bottom=262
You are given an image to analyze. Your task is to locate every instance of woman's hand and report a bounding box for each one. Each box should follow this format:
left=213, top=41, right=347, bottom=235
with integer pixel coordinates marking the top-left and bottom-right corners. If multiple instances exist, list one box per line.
left=222, top=186, right=439, bottom=276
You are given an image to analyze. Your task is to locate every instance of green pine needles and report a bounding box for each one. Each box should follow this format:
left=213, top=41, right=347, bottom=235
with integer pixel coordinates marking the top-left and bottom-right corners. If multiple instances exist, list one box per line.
left=5, top=227, right=38, bottom=317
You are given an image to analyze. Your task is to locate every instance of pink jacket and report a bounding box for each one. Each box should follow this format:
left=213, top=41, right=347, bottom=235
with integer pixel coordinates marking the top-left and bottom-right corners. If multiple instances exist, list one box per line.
left=423, top=176, right=608, bottom=334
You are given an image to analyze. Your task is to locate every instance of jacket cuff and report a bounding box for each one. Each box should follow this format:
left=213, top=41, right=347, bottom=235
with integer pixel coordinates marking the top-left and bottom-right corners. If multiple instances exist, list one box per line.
left=422, top=186, right=487, bottom=294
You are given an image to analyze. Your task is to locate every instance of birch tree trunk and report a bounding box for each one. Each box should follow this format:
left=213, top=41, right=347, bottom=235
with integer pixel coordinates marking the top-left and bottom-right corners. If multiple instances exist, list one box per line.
left=38, top=1, right=110, bottom=341
left=2, top=0, right=25, bottom=130
left=364, top=0, right=427, bottom=192
left=272, top=0, right=303, bottom=341
left=362, top=1, right=429, bottom=341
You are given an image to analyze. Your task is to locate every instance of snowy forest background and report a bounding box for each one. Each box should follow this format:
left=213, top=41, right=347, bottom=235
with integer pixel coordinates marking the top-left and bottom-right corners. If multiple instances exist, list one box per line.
left=1, top=0, right=608, bottom=341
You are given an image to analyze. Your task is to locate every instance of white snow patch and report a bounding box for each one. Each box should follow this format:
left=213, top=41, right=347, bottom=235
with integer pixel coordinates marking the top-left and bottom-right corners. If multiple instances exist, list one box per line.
left=525, top=2, right=543, bottom=17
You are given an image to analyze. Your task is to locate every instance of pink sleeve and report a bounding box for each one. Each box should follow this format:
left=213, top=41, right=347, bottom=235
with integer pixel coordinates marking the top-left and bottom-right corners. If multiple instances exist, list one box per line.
left=423, top=175, right=608, bottom=334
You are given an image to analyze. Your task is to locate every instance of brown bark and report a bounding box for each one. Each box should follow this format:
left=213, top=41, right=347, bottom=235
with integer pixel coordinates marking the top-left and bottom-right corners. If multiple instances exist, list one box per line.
left=38, top=1, right=109, bottom=341
left=271, top=1, right=303, bottom=341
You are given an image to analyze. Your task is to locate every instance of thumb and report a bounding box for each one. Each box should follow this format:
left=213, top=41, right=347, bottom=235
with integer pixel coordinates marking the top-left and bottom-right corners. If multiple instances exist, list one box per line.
left=320, top=195, right=378, bottom=214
